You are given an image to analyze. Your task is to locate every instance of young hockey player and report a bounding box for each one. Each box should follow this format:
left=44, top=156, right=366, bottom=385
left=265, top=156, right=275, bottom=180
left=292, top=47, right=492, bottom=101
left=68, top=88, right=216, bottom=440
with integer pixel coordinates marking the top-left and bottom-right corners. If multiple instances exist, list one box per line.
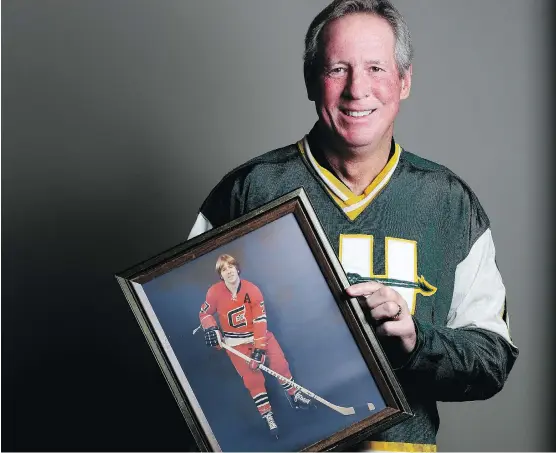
left=199, top=254, right=313, bottom=438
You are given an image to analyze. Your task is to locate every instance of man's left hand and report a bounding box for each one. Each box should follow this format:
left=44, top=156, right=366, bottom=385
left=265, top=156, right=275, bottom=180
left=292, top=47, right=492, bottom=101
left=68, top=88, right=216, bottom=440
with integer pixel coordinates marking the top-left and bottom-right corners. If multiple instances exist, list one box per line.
left=346, top=282, right=417, bottom=355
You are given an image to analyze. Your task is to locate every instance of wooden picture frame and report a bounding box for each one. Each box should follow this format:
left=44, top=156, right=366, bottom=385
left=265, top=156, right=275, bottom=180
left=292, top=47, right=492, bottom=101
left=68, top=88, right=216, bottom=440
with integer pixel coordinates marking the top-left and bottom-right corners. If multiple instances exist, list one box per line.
left=116, top=188, right=412, bottom=452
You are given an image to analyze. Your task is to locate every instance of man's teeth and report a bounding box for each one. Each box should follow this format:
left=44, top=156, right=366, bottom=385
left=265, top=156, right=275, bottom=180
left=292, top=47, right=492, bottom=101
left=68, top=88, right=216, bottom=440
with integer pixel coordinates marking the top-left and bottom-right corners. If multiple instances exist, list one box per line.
left=344, top=110, right=373, bottom=117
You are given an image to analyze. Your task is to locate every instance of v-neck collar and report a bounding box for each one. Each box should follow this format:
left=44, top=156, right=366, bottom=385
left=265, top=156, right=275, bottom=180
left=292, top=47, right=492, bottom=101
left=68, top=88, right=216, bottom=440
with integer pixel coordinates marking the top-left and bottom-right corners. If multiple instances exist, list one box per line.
left=297, top=134, right=402, bottom=221
left=226, top=280, right=241, bottom=300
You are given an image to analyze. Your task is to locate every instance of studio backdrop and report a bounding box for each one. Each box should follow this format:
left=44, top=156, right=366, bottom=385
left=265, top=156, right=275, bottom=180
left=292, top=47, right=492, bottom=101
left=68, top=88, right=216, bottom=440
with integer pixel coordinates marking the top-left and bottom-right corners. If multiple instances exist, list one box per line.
left=2, top=0, right=553, bottom=451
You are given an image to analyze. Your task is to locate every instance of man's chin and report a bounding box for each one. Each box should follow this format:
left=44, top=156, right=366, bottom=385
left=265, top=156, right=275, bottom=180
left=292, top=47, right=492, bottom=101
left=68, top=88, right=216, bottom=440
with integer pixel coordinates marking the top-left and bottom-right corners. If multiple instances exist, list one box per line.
left=315, top=122, right=388, bottom=153
left=336, top=126, right=393, bottom=152
left=338, top=134, right=379, bottom=150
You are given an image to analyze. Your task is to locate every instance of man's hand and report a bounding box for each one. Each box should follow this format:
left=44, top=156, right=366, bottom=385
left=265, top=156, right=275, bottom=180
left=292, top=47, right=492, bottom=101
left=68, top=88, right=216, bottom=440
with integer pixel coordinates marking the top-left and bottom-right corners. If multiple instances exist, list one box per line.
left=204, top=327, right=222, bottom=349
left=249, top=348, right=266, bottom=370
left=346, top=282, right=417, bottom=358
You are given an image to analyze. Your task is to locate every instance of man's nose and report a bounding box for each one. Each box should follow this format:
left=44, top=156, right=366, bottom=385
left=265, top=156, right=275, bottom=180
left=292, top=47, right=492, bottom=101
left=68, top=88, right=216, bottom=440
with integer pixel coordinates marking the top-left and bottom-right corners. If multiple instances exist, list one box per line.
left=343, top=69, right=370, bottom=100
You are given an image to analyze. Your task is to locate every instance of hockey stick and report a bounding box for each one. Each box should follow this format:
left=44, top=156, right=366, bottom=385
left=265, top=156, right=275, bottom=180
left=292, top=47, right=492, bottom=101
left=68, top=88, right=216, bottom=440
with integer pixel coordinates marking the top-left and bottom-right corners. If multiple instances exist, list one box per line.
left=192, top=324, right=203, bottom=335
left=193, top=325, right=374, bottom=415
left=218, top=339, right=357, bottom=416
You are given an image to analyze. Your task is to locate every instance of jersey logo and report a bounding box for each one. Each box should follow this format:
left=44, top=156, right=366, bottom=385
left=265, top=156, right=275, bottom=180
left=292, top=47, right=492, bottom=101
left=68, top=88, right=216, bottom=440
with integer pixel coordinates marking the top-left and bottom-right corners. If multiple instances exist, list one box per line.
left=244, top=293, right=251, bottom=304
left=227, top=305, right=247, bottom=328
left=200, top=301, right=210, bottom=314
left=259, top=300, right=265, bottom=315
left=339, top=234, right=437, bottom=314
left=346, top=274, right=436, bottom=295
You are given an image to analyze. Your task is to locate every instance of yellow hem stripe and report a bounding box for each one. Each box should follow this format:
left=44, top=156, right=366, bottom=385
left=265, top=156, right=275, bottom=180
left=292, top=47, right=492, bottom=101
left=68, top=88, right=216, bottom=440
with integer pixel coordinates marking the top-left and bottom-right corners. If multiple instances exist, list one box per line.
left=364, top=441, right=437, bottom=452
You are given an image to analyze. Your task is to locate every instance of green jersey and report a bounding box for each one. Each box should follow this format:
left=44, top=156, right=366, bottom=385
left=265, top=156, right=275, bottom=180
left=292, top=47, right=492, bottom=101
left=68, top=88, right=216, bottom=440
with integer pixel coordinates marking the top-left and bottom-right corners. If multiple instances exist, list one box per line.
left=189, top=128, right=518, bottom=451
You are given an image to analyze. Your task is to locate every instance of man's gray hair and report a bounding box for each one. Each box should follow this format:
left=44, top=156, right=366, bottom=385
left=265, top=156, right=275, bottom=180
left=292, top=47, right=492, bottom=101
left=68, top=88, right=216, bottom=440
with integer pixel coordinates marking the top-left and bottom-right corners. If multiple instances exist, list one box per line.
left=303, top=0, right=413, bottom=88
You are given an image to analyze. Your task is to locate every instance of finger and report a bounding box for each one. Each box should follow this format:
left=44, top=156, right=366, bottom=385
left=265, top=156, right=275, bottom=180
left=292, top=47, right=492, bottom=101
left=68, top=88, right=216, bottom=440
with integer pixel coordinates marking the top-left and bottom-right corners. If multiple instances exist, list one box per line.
left=364, top=286, right=400, bottom=310
left=346, top=281, right=384, bottom=297
left=370, top=301, right=403, bottom=321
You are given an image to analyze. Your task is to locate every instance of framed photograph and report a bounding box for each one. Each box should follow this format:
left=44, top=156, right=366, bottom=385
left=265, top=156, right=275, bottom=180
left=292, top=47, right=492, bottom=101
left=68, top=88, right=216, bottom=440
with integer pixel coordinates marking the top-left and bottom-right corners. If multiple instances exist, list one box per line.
left=116, top=188, right=412, bottom=452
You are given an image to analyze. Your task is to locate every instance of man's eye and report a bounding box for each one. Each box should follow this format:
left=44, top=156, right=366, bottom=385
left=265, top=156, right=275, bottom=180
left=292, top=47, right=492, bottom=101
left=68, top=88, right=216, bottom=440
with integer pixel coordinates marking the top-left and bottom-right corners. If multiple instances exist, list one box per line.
left=370, top=66, right=384, bottom=73
left=327, top=67, right=346, bottom=76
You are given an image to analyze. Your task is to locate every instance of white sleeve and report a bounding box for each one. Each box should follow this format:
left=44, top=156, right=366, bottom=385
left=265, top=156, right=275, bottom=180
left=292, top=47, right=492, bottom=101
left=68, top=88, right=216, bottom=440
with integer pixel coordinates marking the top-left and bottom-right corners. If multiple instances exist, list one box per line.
left=187, top=212, right=213, bottom=240
left=447, top=228, right=514, bottom=344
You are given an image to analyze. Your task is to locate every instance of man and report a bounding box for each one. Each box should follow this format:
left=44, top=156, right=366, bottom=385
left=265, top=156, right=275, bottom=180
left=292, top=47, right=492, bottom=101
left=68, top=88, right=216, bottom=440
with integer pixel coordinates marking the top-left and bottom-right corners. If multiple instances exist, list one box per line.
left=190, top=1, right=518, bottom=451
left=199, top=254, right=312, bottom=439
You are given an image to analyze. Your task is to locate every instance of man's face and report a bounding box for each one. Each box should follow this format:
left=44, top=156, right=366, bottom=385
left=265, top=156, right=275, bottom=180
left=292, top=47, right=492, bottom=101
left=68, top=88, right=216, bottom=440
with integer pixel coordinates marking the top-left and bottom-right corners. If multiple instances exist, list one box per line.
left=311, top=13, right=411, bottom=151
left=220, top=263, right=239, bottom=285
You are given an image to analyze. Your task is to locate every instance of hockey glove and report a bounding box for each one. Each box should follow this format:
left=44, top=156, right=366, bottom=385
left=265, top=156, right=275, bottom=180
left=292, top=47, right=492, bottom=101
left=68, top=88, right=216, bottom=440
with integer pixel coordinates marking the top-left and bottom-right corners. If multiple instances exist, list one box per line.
left=204, top=327, right=221, bottom=348
left=249, top=348, right=266, bottom=370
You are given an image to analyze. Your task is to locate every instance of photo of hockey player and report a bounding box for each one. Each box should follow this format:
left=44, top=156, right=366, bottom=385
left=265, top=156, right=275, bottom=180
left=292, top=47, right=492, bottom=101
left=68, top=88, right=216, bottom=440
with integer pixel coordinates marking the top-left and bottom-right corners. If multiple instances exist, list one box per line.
left=137, top=213, right=387, bottom=452
left=199, top=253, right=314, bottom=439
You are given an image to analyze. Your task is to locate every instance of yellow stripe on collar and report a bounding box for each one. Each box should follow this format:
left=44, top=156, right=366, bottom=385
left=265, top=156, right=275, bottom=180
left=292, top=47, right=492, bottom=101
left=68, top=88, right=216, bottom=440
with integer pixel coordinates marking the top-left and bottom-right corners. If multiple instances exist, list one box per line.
left=298, top=137, right=401, bottom=220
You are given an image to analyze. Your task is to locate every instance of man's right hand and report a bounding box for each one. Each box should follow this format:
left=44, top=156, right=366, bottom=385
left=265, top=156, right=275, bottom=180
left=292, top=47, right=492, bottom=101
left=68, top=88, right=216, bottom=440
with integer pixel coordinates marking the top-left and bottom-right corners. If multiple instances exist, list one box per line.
left=204, top=327, right=221, bottom=348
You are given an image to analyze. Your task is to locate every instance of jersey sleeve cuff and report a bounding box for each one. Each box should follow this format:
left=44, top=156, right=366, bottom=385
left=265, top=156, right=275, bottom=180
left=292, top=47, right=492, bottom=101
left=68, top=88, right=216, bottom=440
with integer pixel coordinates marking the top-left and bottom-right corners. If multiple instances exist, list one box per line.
left=393, top=316, right=426, bottom=371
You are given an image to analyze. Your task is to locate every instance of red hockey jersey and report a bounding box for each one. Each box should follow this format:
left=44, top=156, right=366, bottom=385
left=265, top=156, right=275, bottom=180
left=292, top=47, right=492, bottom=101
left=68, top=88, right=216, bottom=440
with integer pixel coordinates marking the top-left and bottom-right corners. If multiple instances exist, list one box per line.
left=199, top=279, right=268, bottom=349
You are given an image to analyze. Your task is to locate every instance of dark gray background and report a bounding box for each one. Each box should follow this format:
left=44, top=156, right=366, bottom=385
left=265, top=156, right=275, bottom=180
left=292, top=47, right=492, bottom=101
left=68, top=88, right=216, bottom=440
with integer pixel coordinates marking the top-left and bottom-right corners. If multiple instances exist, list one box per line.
left=2, top=1, right=553, bottom=451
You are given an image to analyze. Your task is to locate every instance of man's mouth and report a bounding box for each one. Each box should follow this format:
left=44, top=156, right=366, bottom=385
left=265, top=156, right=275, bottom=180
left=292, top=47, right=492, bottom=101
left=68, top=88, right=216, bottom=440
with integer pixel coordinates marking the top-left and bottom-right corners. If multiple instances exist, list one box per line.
left=341, top=109, right=376, bottom=118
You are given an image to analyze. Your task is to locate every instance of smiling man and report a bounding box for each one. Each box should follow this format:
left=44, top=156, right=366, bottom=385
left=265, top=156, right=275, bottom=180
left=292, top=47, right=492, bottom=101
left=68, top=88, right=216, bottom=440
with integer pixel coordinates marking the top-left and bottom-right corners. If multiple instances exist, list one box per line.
left=309, top=12, right=410, bottom=185
left=189, top=1, right=518, bottom=451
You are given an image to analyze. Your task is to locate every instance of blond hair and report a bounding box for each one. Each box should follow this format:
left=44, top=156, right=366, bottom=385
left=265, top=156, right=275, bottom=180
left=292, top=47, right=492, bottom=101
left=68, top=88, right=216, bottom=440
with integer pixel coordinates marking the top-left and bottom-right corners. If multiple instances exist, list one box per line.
left=215, top=254, right=240, bottom=275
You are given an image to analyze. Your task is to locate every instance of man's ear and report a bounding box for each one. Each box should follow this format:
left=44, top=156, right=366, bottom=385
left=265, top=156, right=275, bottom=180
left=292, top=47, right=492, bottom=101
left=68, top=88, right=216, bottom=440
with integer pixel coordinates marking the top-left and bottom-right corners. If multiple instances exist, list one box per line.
left=307, top=82, right=321, bottom=102
left=400, top=64, right=412, bottom=100
left=304, top=69, right=318, bottom=101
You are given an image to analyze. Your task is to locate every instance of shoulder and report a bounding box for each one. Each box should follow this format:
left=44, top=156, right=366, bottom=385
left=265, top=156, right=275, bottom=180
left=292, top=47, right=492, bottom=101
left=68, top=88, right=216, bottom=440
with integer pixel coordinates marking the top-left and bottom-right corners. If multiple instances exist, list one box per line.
left=400, top=148, right=468, bottom=187
left=241, top=279, right=261, bottom=291
left=398, top=147, right=490, bottom=246
left=206, top=281, right=225, bottom=299
left=242, top=280, right=263, bottom=295
left=198, top=143, right=304, bottom=226
left=400, top=148, right=487, bottom=213
left=209, top=144, right=301, bottom=192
